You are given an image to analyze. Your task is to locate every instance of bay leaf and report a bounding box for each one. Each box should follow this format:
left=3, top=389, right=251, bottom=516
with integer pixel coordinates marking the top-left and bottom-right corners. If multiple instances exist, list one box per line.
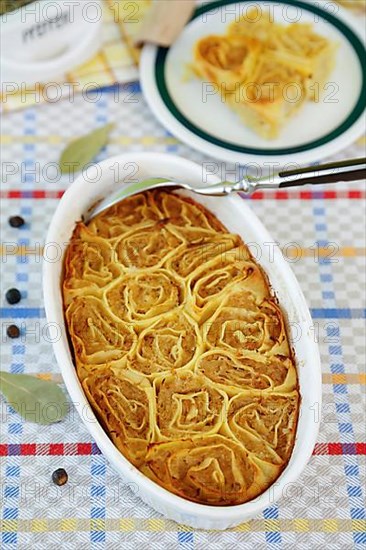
left=0, top=371, right=68, bottom=424
left=59, top=123, right=114, bottom=174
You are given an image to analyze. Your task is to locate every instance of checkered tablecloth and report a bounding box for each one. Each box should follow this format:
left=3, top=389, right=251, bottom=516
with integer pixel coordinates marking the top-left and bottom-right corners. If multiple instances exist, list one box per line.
left=0, top=81, right=365, bottom=549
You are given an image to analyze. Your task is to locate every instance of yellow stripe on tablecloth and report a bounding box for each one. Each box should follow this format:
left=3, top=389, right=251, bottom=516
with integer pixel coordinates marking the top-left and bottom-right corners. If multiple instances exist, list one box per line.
left=322, top=373, right=366, bottom=385
left=119, top=518, right=135, bottom=531
left=1, top=518, right=365, bottom=533
left=285, top=247, right=366, bottom=259
left=0, top=135, right=180, bottom=145
left=324, top=519, right=339, bottom=532
left=31, top=519, right=48, bottom=532
left=1, top=520, right=18, bottom=532
left=90, top=519, right=105, bottom=531
left=352, top=520, right=366, bottom=531
left=178, top=524, right=194, bottom=532
left=3, top=133, right=366, bottom=150
left=61, top=519, right=77, bottom=532
left=35, top=373, right=56, bottom=382
left=4, top=130, right=363, bottom=153
left=264, top=520, right=281, bottom=531
left=293, top=519, right=311, bottom=532
left=338, top=247, right=364, bottom=258
left=148, top=519, right=166, bottom=531
left=236, top=522, right=251, bottom=531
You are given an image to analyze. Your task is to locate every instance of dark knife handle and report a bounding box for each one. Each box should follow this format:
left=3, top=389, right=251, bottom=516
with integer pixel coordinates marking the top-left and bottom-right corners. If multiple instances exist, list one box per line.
left=278, top=158, right=366, bottom=188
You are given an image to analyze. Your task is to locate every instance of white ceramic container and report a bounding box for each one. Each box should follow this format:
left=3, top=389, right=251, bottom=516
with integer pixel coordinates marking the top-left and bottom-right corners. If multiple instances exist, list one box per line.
left=0, top=0, right=102, bottom=85
left=43, top=152, right=322, bottom=530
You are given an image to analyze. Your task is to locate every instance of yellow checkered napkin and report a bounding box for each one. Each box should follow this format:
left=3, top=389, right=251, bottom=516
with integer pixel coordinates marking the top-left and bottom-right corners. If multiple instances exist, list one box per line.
left=1, top=0, right=151, bottom=113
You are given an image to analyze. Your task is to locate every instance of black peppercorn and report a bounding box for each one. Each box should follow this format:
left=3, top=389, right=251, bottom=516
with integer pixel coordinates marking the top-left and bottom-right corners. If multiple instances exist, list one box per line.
left=5, top=288, right=22, bottom=305
left=9, top=216, right=25, bottom=228
left=6, top=325, right=20, bottom=339
left=52, top=468, right=68, bottom=486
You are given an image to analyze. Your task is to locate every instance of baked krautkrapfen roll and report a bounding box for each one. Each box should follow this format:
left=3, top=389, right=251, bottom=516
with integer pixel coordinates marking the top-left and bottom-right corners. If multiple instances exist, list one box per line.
left=204, top=287, right=290, bottom=356
left=224, top=392, right=299, bottom=467
left=196, top=349, right=297, bottom=393
left=104, top=269, right=185, bottom=326
left=155, top=371, right=227, bottom=439
left=63, top=223, right=121, bottom=305
left=83, top=368, right=155, bottom=467
left=229, top=12, right=336, bottom=94
left=115, top=220, right=184, bottom=269
left=192, top=9, right=336, bottom=139
left=87, top=192, right=161, bottom=239
left=143, top=434, right=270, bottom=505
left=151, top=191, right=226, bottom=231
left=188, top=250, right=270, bottom=321
left=65, top=295, right=136, bottom=373
left=167, top=233, right=240, bottom=278
left=128, top=310, right=202, bottom=376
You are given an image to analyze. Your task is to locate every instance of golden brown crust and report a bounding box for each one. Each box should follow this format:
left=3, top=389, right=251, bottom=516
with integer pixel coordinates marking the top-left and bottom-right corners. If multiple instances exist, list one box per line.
left=141, top=434, right=273, bottom=506
left=63, top=190, right=299, bottom=505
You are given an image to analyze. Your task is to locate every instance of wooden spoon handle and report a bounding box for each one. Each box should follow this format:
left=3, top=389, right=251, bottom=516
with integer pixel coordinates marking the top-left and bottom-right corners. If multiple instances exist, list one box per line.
left=133, top=0, right=195, bottom=48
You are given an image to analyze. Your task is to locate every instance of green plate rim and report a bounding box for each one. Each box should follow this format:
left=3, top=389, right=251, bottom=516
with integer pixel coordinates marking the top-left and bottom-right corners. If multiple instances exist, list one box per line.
left=154, top=0, right=366, bottom=155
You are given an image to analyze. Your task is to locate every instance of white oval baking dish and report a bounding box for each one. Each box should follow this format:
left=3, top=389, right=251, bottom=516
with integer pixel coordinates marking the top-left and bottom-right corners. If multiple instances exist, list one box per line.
left=43, top=152, right=321, bottom=530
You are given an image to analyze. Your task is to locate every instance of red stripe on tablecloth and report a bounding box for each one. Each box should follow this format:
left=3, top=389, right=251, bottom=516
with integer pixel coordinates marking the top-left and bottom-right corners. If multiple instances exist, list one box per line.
left=78, top=443, right=93, bottom=455
left=0, top=190, right=365, bottom=200
left=1, top=442, right=365, bottom=456
left=20, top=443, right=36, bottom=455
left=312, top=443, right=329, bottom=455
left=49, top=443, right=64, bottom=455
left=248, top=190, right=365, bottom=200
left=318, top=443, right=342, bottom=455
left=1, top=190, right=65, bottom=199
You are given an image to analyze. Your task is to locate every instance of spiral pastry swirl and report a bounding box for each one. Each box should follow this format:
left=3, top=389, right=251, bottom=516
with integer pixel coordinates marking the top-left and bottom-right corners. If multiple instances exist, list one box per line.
left=142, top=435, right=268, bottom=506
left=204, top=288, right=290, bottom=356
left=65, top=296, right=136, bottom=375
left=63, top=224, right=120, bottom=305
left=196, top=350, right=297, bottom=393
left=83, top=368, right=154, bottom=467
left=105, top=269, right=184, bottom=326
left=224, top=392, right=298, bottom=466
left=167, top=233, right=240, bottom=279
left=63, top=190, right=299, bottom=506
left=155, top=371, right=227, bottom=439
left=128, top=311, right=202, bottom=376
left=188, top=251, right=269, bottom=321
left=152, top=192, right=226, bottom=231
left=115, top=221, right=184, bottom=269
left=87, top=192, right=161, bottom=238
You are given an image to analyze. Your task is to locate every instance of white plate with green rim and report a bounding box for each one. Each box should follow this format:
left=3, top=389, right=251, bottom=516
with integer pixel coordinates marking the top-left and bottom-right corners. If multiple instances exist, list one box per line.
left=140, top=0, right=366, bottom=165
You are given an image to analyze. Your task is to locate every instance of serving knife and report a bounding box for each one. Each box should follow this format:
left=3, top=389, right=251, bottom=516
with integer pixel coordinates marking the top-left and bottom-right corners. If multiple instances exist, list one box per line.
left=84, top=157, right=366, bottom=223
